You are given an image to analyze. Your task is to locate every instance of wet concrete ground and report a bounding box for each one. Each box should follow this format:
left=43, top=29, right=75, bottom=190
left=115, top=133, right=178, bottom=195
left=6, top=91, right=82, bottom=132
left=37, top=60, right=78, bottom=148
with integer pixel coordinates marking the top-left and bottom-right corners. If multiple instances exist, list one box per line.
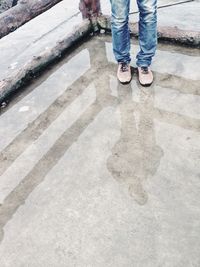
left=0, top=35, right=200, bottom=266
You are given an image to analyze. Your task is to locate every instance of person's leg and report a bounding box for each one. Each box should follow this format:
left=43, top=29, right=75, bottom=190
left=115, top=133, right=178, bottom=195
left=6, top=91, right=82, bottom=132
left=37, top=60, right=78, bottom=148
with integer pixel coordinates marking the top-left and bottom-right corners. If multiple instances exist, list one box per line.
left=110, top=0, right=131, bottom=64
left=136, top=0, right=157, bottom=67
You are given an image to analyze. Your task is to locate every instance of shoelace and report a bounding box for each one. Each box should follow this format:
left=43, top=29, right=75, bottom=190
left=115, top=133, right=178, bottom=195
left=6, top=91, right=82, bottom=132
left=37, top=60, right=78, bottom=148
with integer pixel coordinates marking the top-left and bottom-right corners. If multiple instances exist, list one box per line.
left=120, top=63, right=129, bottom=72
left=141, top=66, right=149, bottom=74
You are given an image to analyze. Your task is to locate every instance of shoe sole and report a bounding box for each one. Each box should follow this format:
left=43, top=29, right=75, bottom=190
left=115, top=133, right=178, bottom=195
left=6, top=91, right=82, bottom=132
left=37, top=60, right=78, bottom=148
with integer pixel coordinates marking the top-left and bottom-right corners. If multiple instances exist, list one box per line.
left=118, top=78, right=132, bottom=85
left=138, top=80, right=153, bottom=87
left=137, top=68, right=153, bottom=87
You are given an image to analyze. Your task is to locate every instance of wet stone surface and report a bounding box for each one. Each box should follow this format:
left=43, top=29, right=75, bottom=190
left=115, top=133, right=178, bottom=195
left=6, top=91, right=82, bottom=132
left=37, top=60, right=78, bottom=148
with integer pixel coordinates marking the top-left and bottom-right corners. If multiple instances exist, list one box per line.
left=0, top=35, right=200, bottom=266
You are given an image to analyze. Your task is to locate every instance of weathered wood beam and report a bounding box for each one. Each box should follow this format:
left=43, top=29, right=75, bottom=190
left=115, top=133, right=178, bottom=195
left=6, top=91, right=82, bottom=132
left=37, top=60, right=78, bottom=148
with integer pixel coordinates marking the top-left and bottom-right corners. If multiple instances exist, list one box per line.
left=97, top=15, right=200, bottom=47
left=0, top=19, right=92, bottom=102
left=0, top=0, right=63, bottom=39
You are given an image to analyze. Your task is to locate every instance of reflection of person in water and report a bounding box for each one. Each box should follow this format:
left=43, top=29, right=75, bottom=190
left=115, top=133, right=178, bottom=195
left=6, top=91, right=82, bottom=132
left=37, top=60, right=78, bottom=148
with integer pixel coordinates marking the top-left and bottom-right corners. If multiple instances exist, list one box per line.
left=107, top=81, right=163, bottom=205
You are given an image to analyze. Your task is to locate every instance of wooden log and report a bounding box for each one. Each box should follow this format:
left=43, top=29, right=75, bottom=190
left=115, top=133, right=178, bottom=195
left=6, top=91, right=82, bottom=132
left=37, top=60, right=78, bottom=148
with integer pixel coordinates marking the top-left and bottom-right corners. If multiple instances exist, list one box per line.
left=97, top=15, right=200, bottom=47
left=0, top=0, right=63, bottom=39
left=0, top=19, right=92, bottom=102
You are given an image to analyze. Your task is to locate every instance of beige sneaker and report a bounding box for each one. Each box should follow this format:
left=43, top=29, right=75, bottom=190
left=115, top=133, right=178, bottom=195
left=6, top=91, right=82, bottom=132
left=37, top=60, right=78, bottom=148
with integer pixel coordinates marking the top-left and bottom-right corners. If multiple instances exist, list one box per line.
left=117, top=63, right=132, bottom=84
left=138, top=66, right=153, bottom=86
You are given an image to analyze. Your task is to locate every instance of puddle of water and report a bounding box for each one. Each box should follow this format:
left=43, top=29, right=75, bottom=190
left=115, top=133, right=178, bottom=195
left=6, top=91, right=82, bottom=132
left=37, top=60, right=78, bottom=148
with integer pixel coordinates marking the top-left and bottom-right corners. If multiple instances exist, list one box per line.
left=1, top=35, right=200, bottom=203
left=0, top=35, right=200, bottom=266
left=107, top=80, right=164, bottom=205
left=0, top=49, right=91, bottom=153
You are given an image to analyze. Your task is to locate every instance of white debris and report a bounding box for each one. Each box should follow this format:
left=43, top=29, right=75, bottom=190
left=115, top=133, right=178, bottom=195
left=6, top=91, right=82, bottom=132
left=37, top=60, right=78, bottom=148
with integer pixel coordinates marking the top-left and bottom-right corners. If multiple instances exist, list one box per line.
left=10, top=62, right=18, bottom=70
left=19, top=106, right=30, bottom=112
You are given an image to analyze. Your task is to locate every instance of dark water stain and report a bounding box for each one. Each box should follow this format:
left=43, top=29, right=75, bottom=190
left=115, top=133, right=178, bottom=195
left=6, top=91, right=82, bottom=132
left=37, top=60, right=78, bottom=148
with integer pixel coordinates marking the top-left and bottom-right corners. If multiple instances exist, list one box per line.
left=107, top=80, right=164, bottom=205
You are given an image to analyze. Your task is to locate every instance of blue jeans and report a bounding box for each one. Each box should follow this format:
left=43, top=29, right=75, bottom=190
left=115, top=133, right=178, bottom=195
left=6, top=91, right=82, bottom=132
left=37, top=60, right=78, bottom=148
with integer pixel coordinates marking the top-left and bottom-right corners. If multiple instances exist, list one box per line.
left=110, top=0, right=157, bottom=67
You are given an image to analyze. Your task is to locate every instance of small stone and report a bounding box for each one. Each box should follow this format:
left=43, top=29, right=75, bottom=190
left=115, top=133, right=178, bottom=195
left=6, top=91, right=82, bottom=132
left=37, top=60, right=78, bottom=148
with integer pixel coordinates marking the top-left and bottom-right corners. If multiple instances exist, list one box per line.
left=100, top=29, right=105, bottom=34
left=1, top=102, right=7, bottom=109
left=10, top=62, right=18, bottom=70
left=19, top=106, right=30, bottom=112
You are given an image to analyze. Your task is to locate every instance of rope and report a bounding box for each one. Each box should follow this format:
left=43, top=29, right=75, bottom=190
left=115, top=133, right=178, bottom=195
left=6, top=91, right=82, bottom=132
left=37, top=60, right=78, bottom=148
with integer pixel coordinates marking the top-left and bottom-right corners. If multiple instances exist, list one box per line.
left=129, top=0, right=194, bottom=15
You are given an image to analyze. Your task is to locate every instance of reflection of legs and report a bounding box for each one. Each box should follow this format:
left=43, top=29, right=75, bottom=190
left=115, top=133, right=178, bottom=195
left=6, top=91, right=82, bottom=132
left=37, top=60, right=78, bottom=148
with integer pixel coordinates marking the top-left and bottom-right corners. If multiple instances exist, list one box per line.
left=107, top=82, right=148, bottom=204
left=107, top=81, right=163, bottom=205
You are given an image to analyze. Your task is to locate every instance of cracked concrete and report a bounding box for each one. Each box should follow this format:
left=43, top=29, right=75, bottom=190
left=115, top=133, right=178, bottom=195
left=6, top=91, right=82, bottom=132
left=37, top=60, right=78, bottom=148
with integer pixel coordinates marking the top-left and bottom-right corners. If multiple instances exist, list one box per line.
left=0, top=35, right=200, bottom=266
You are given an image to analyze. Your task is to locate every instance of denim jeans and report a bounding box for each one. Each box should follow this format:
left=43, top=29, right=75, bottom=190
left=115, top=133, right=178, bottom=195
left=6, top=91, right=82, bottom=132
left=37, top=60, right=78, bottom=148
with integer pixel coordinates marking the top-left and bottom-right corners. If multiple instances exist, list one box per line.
left=110, top=0, right=157, bottom=67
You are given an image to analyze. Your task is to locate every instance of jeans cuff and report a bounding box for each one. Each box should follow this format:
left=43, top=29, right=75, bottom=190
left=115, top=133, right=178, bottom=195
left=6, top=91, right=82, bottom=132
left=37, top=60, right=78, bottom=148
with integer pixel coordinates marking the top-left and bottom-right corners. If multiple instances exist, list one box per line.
left=118, top=59, right=131, bottom=64
left=136, top=62, right=151, bottom=67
